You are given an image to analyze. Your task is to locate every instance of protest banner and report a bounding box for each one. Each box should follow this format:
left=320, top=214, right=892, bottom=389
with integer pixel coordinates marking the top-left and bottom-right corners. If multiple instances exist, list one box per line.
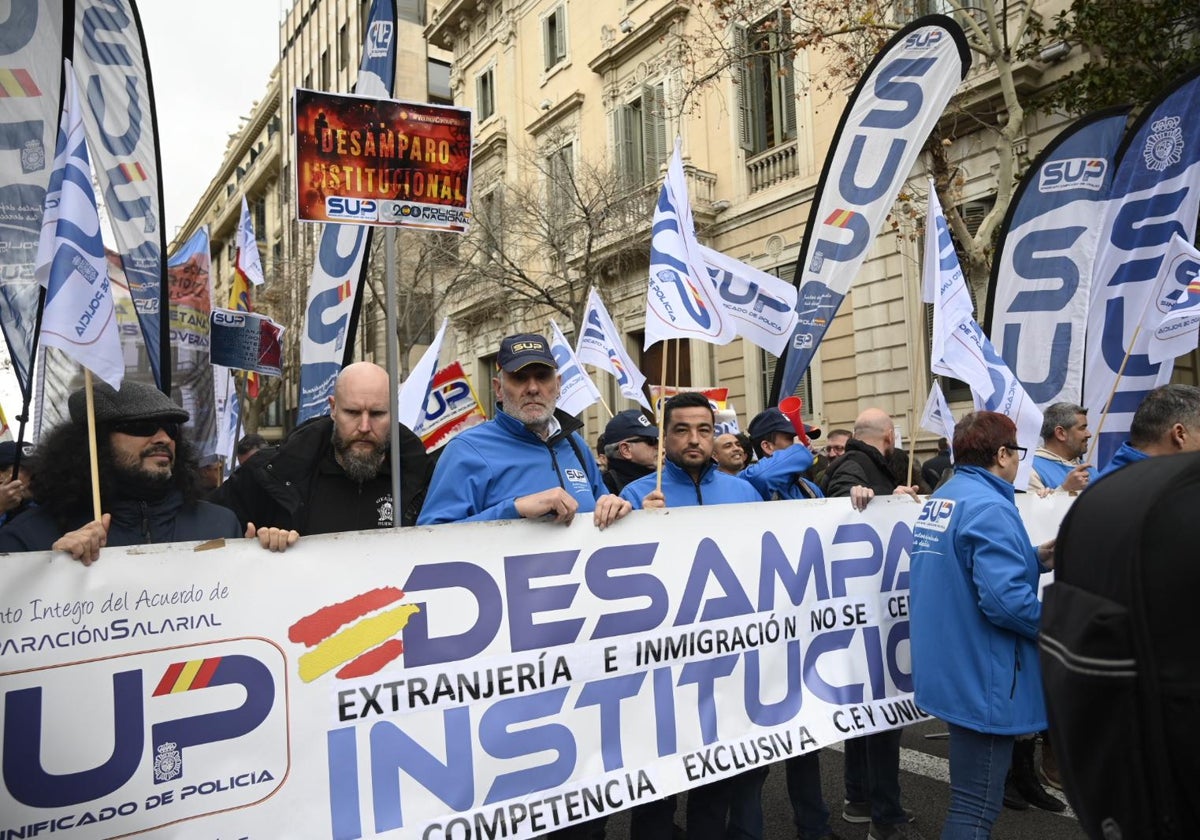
left=0, top=494, right=1072, bottom=838
left=209, top=309, right=284, bottom=377
left=294, top=89, right=474, bottom=231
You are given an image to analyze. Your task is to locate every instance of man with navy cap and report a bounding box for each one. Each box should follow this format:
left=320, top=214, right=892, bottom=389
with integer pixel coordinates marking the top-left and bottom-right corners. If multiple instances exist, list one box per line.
left=742, top=407, right=824, bottom=500
left=419, top=333, right=631, bottom=528
left=0, top=381, right=241, bottom=563
left=601, top=408, right=659, bottom=493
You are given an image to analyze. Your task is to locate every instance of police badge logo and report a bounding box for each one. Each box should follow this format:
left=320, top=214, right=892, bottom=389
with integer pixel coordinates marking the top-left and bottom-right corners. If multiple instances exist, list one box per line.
left=20, top=139, right=45, bottom=174
left=154, top=741, right=182, bottom=782
left=1143, top=116, right=1183, bottom=173
left=377, top=496, right=394, bottom=527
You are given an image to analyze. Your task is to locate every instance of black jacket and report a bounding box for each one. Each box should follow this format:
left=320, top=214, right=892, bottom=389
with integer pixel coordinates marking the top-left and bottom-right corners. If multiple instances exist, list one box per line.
left=209, top=416, right=432, bottom=532
left=0, top=490, right=241, bottom=553
left=822, top=438, right=899, bottom=498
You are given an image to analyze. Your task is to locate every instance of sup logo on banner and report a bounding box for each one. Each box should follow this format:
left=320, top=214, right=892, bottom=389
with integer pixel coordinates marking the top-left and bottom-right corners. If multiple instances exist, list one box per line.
left=1038, top=158, right=1108, bottom=193
left=0, top=639, right=288, bottom=836
left=327, top=197, right=379, bottom=221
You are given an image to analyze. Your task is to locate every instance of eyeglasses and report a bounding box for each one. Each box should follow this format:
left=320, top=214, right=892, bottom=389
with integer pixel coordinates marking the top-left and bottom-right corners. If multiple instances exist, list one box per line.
left=1001, top=443, right=1027, bottom=461
left=111, top=420, right=181, bottom=440
left=825, top=445, right=846, bottom=455
left=625, top=437, right=657, bottom=447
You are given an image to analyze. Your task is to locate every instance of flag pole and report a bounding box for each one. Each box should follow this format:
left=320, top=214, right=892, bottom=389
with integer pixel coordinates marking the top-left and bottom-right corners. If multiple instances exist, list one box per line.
left=1087, top=323, right=1143, bottom=463
left=384, top=227, right=402, bottom=528
left=906, top=409, right=916, bottom=489
left=654, top=345, right=669, bottom=494
left=83, top=369, right=102, bottom=521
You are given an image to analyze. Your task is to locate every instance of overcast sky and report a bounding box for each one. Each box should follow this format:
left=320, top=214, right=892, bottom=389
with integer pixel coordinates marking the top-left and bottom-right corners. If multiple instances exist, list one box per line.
left=139, top=3, right=287, bottom=239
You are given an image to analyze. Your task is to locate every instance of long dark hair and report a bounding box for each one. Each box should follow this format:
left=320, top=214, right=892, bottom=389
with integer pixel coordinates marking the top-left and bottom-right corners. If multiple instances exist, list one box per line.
left=28, top=422, right=202, bottom=528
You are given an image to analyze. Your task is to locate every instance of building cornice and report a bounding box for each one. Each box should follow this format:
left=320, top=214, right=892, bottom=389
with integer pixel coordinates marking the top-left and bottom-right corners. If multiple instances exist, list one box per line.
left=587, top=0, right=688, bottom=77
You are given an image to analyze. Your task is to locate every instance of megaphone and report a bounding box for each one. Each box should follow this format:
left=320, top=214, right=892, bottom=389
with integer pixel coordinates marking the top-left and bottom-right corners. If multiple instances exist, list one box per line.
left=778, top=395, right=811, bottom=446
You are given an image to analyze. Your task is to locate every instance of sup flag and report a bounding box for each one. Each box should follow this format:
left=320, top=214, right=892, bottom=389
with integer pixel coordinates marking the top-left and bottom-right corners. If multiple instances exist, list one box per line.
left=0, top=2, right=61, bottom=402
left=923, top=184, right=1041, bottom=490
left=412, top=362, right=488, bottom=453
left=35, top=59, right=123, bottom=390
left=237, top=196, right=265, bottom=286
left=645, top=139, right=735, bottom=348
left=397, top=317, right=447, bottom=431
left=71, top=0, right=170, bottom=392
left=210, top=309, right=284, bottom=377
left=296, top=0, right=397, bottom=424
left=1083, top=67, right=1200, bottom=468
left=918, top=381, right=956, bottom=449
left=699, top=245, right=798, bottom=357
left=987, top=108, right=1129, bottom=407
left=577, top=288, right=651, bottom=410
left=214, top=366, right=240, bottom=476
left=1146, top=233, right=1200, bottom=365
left=550, top=319, right=602, bottom=417
left=773, top=15, right=970, bottom=401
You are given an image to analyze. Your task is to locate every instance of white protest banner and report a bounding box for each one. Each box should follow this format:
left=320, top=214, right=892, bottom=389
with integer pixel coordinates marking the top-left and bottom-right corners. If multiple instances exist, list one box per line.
left=209, top=308, right=285, bottom=377
left=0, top=495, right=1072, bottom=838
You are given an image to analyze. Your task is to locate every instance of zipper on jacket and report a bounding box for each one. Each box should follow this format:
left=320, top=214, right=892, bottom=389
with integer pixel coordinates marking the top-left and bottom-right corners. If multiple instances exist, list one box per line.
left=546, top=445, right=568, bottom=491
left=139, top=501, right=152, bottom=543
left=1010, top=643, right=1021, bottom=699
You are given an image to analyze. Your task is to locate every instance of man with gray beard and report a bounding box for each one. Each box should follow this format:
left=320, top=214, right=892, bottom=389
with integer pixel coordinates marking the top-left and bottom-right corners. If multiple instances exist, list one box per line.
left=211, top=362, right=432, bottom=549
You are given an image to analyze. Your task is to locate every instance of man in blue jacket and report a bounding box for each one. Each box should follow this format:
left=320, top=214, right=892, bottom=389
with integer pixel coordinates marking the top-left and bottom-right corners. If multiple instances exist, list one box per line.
left=621, top=392, right=771, bottom=840
left=741, top=407, right=823, bottom=500
left=1028, top=402, right=1095, bottom=493
left=1096, top=384, right=1200, bottom=479
left=418, top=333, right=631, bottom=528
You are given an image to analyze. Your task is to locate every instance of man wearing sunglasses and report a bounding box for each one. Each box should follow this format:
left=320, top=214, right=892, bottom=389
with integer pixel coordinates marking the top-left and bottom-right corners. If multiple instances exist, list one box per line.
left=600, top=408, right=659, bottom=493
left=0, top=381, right=242, bottom=563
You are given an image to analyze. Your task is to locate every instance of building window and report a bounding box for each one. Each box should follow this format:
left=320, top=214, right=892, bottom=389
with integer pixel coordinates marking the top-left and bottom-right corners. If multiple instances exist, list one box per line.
left=614, top=81, right=667, bottom=187
left=253, top=199, right=267, bottom=240
left=546, top=142, right=575, bottom=218
left=542, top=5, right=567, bottom=71
left=397, top=0, right=425, bottom=24
left=477, top=189, right=502, bottom=261
left=428, top=58, right=452, bottom=105
left=476, top=67, right=495, bottom=122
left=320, top=50, right=330, bottom=89
left=339, top=24, right=349, bottom=70
left=638, top=336, right=692, bottom=389
left=736, top=10, right=797, bottom=155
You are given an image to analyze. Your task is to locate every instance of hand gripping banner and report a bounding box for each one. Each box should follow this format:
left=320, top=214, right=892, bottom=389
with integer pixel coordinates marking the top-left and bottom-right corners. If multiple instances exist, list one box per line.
left=772, top=16, right=970, bottom=402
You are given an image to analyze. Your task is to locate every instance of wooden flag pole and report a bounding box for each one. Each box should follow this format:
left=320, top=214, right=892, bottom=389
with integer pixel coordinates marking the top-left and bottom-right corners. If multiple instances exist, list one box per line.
left=83, top=369, right=102, bottom=521
left=906, top=409, right=916, bottom=489
left=654, top=343, right=670, bottom=494
left=1086, top=323, right=1143, bottom=464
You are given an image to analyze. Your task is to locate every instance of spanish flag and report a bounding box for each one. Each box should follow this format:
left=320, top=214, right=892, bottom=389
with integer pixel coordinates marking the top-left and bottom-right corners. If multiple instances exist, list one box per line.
left=229, top=264, right=259, bottom=399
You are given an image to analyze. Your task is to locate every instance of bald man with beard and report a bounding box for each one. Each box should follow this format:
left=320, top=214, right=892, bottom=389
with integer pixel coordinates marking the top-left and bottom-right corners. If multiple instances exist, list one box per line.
left=211, top=362, right=433, bottom=550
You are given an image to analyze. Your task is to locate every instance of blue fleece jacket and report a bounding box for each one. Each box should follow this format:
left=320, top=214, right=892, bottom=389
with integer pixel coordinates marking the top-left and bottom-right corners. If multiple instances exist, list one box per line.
left=1095, top=441, right=1149, bottom=480
left=1031, top=451, right=1096, bottom=489
left=738, top=444, right=823, bottom=500
left=909, top=465, right=1048, bottom=735
left=418, top=410, right=606, bottom=524
left=620, top=458, right=761, bottom=508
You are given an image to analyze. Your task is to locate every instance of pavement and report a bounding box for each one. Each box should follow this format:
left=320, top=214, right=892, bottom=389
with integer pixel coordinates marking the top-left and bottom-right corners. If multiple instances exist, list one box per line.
left=602, top=719, right=1087, bottom=839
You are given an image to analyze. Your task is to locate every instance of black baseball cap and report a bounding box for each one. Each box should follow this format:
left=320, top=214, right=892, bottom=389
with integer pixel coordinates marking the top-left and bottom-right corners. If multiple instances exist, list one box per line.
left=0, top=441, right=32, bottom=468
left=497, top=334, right=557, bottom=372
left=747, top=408, right=821, bottom=442
left=604, top=409, right=658, bottom=443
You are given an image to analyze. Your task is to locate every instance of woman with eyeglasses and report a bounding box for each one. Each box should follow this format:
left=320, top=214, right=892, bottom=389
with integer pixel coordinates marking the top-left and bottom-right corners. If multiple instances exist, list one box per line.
left=907, top=411, right=1057, bottom=839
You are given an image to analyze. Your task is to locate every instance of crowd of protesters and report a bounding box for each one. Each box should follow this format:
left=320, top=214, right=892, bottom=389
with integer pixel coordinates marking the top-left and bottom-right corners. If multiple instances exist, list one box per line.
left=4, top=331, right=1199, bottom=840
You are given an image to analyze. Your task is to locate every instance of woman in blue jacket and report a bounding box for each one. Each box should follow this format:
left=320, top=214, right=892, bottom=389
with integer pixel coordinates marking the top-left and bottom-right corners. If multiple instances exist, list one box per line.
left=909, top=411, right=1055, bottom=839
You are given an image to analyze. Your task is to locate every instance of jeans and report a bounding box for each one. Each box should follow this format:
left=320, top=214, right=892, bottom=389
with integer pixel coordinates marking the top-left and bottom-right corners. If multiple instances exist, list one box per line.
left=844, top=729, right=905, bottom=824
left=941, top=724, right=1014, bottom=840
left=785, top=752, right=832, bottom=840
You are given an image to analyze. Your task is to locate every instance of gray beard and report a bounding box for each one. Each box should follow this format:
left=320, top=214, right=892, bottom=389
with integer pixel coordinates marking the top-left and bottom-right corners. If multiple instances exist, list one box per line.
left=333, top=430, right=387, bottom=483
